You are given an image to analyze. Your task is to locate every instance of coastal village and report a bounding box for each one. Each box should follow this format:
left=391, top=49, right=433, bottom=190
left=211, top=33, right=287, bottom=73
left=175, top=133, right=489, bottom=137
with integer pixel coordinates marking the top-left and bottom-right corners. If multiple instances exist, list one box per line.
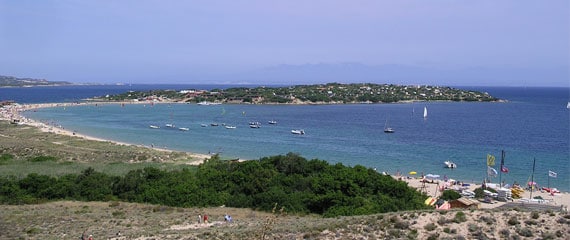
left=95, top=83, right=500, bottom=104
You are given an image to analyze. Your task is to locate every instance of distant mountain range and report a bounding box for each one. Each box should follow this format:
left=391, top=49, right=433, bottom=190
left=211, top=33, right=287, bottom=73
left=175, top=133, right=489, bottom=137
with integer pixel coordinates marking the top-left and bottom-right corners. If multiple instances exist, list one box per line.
left=233, top=63, right=569, bottom=87
left=0, top=75, right=72, bottom=87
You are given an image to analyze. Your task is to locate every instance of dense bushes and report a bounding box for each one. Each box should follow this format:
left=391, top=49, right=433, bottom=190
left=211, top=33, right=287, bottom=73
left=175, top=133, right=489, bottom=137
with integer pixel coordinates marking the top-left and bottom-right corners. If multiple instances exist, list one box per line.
left=440, top=190, right=462, bottom=201
left=0, top=153, right=430, bottom=217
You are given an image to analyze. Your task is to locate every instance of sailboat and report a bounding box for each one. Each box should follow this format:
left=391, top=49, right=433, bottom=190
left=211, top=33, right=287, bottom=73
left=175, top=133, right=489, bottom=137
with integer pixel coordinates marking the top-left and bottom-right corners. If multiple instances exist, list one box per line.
left=384, top=119, right=394, bottom=133
left=423, top=106, right=428, bottom=119
left=567, top=102, right=570, bottom=109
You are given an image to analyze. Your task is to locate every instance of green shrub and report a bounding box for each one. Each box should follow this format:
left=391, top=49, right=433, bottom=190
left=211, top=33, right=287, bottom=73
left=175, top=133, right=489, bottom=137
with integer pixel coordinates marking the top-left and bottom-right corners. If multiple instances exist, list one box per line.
left=27, top=155, right=57, bottom=162
left=467, top=223, right=478, bottom=232
left=0, top=153, right=14, bottom=164
left=479, top=215, right=495, bottom=225
left=424, top=223, right=437, bottom=231
left=437, top=216, right=451, bottom=225
left=524, top=219, right=538, bottom=225
left=473, top=187, right=496, bottom=198
left=440, top=190, right=461, bottom=201
left=453, top=211, right=467, bottom=223
left=394, top=220, right=409, bottom=230
left=426, top=233, right=439, bottom=240
left=2, top=153, right=432, bottom=217
left=508, top=216, right=520, bottom=225
left=516, top=227, right=533, bottom=237
left=499, top=229, right=510, bottom=238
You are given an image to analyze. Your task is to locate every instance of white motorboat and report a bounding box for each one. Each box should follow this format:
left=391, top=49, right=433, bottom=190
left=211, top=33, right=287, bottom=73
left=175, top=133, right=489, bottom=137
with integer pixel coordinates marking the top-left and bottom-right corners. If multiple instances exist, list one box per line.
left=444, top=161, right=457, bottom=168
left=291, top=129, right=305, bottom=135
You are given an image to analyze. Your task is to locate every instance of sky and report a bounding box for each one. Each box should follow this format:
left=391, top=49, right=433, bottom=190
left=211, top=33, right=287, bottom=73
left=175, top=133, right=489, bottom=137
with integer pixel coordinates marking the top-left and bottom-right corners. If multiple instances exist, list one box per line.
left=0, top=0, right=568, bottom=87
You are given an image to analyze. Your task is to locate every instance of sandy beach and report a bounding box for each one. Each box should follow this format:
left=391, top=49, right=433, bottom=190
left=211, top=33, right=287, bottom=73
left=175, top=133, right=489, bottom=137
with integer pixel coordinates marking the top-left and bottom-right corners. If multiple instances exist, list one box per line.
left=396, top=174, right=570, bottom=210
left=0, top=102, right=212, bottom=164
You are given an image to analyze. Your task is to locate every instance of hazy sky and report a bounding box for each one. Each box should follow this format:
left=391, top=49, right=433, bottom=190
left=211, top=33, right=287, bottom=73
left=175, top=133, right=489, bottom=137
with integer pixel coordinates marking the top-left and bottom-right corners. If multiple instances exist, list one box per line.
left=1, top=1, right=568, bottom=86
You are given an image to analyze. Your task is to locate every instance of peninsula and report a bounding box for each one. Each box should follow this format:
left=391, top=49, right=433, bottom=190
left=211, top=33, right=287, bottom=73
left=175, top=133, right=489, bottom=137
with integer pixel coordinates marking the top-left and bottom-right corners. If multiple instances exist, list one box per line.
left=94, top=83, right=499, bottom=104
left=0, top=75, right=72, bottom=87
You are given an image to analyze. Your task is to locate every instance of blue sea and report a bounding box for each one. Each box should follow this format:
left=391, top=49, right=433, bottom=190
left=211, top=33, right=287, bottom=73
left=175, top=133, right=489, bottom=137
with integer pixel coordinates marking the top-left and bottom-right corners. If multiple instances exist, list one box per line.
left=3, top=85, right=569, bottom=191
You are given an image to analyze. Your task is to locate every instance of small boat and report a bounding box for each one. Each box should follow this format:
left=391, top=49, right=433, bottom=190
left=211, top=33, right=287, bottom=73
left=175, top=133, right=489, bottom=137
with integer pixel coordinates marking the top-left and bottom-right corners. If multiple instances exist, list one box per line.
left=225, top=126, right=236, bottom=129
left=201, top=124, right=207, bottom=127
left=567, top=102, right=570, bottom=109
left=461, top=190, right=475, bottom=198
left=149, top=125, right=160, bottom=129
left=178, top=127, right=189, bottom=131
left=444, top=161, right=457, bottom=169
left=249, top=121, right=261, bottom=128
left=165, top=123, right=176, bottom=128
left=268, top=120, right=277, bottom=124
left=291, top=129, right=305, bottom=135
left=210, top=123, right=219, bottom=126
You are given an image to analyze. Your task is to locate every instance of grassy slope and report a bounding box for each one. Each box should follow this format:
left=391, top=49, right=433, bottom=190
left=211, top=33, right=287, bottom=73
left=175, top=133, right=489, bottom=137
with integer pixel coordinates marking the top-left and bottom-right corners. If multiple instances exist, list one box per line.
left=0, top=121, right=203, bottom=176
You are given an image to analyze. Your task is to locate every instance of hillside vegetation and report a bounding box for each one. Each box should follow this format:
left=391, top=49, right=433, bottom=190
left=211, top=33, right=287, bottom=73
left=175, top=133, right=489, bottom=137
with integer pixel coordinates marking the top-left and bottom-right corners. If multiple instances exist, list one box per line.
left=98, top=83, right=499, bottom=104
left=0, top=153, right=430, bottom=217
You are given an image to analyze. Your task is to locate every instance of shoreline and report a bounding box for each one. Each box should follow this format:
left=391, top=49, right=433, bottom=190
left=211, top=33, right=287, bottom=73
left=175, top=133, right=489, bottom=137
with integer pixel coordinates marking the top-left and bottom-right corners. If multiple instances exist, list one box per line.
left=2, top=101, right=568, bottom=209
left=394, top=174, right=570, bottom=210
left=0, top=102, right=212, bottom=165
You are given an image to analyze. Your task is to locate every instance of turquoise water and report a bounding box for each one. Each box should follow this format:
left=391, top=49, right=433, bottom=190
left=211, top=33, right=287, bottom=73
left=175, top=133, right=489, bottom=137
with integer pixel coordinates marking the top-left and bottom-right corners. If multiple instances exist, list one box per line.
left=18, top=86, right=570, bottom=191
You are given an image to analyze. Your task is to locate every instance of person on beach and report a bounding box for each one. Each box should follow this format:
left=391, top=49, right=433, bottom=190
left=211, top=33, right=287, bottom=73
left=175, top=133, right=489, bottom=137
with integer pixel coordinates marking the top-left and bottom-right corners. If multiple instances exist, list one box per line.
left=198, top=214, right=202, bottom=224
left=224, top=214, right=232, bottom=223
left=203, top=214, right=209, bottom=224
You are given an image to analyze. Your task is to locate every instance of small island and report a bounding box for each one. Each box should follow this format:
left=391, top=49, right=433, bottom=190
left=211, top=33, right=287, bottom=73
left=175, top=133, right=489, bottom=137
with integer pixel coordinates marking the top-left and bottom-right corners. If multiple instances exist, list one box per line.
left=95, top=83, right=500, bottom=104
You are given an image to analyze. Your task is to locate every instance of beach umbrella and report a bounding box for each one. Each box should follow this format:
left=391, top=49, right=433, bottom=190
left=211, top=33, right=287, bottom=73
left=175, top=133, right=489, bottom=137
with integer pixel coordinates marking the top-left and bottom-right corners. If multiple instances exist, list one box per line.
left=409, top=171, right=417, bottom=175
left=527, top=181, right=537, bottom=186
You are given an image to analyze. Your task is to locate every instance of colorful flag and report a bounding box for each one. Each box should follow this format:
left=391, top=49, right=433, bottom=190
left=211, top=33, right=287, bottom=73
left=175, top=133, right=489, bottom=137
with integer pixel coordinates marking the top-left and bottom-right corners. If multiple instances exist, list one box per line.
left=487, top=154, right=495, bottom=166
left=548, top=171, right=557, bottom=178
left=500, top=151, right=508, bottom=173
left=487, top=166, right=498, bottom=177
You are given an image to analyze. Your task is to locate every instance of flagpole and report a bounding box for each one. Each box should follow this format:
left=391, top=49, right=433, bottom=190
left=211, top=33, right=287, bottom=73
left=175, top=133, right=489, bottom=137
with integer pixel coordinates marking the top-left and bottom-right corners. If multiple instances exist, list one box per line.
left=530, top=157, right=536, bottom=200
left=547, top=173, right=552, bottom=191
left=499, top=150, right=504, bottom=188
